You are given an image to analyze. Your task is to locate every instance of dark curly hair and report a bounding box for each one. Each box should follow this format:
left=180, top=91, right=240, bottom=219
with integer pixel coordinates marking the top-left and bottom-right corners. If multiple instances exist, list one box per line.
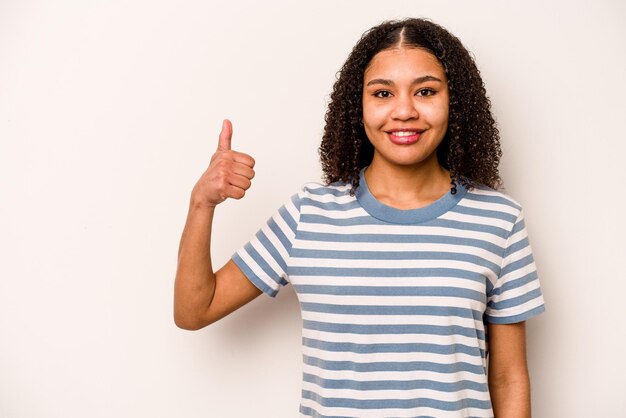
left=319, top=18, right=502, bottom=194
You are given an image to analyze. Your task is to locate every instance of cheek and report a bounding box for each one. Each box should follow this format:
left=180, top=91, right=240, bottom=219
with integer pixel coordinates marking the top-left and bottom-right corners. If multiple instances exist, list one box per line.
left=426, top=102, right=449, bottom=129
left=440, top=107, right=450, bottom=130
left=362, top=105, right=387, bottom=133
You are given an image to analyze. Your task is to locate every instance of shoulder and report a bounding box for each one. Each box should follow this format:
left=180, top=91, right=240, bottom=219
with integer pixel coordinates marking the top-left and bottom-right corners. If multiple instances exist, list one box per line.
left=453, top=183, right=530, bottom=238
left=287, top=180, right=361, bottom=217
left=296, top=180, right=354, bottom=203
left=460, top=183, right=524, bottom=218
left=300, top=180, right=351, bottom=197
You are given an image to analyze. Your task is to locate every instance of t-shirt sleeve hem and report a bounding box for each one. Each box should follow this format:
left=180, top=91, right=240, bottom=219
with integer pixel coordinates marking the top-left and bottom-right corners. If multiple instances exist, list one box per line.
left=484, top=304, right=545, bottom=324
left=232, top=253, right=279, bottom=298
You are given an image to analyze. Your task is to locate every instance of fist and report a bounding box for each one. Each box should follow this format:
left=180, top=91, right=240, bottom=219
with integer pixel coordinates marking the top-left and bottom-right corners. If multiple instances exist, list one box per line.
left=192, top=119, right=256, bottom=207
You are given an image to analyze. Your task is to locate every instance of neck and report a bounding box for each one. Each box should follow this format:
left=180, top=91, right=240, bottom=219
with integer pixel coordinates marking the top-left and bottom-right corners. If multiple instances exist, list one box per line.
left=364, top=159, right=451, bottom=210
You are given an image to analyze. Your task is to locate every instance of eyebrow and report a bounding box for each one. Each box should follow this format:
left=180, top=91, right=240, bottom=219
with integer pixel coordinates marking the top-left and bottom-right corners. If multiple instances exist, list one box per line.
left=366, top=75, right=443, bottom=86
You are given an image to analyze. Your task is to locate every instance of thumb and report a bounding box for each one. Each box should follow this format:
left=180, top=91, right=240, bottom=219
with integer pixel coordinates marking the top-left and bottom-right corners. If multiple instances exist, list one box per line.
left=217, top=119, right=232, bottom=151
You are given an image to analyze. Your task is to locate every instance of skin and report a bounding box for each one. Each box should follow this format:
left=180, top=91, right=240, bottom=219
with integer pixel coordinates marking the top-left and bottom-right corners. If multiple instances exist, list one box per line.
left=174, top=47, right=533, bottom=417
left=174, top=119, right=261, bottom=330
left=488, top=321, right=532, bottom=418
left=361, top=47, right=451, bottom=209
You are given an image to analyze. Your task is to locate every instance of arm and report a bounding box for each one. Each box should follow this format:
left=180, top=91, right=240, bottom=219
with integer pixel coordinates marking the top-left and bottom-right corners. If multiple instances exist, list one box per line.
left=487, top=321, right=531, bottom=418
left=174, top=119, right=262, bottom=330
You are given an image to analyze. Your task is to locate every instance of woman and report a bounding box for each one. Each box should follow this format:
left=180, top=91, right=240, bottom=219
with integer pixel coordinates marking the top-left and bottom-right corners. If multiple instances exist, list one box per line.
left=174, top=18, right=545, bottom=417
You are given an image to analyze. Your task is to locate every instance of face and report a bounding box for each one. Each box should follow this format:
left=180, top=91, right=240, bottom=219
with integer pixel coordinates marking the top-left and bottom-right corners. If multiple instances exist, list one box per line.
left=362, top=47, right=449, bottom=171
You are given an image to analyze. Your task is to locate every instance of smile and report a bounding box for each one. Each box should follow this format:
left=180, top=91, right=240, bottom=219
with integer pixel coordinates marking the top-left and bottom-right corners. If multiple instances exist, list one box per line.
left=387, top=130, right=422, bottom=145
left=392, top=131, right=418, bottom=136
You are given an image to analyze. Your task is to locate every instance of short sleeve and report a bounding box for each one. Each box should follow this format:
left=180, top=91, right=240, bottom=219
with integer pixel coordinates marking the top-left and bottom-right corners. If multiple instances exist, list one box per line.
left=232, top=192, right=302, bottom=297
left=484, top=210, right=545, bottom=324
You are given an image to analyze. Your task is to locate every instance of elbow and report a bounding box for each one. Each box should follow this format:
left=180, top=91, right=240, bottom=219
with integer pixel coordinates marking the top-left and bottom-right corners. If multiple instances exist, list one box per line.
left=174, top=308, right=210, bottom=331
left=174, top=317, right=201, bottom=331
left=173, top=286, right=219, bottom=330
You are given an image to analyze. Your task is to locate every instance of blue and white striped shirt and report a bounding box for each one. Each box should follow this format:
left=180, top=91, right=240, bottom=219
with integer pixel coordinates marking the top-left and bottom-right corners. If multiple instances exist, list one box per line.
left=233, top=170, right=545, bottom=417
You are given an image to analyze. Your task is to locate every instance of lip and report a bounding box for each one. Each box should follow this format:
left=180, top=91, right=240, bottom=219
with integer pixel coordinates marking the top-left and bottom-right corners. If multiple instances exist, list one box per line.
left=386, top=129, right=424, bottom=145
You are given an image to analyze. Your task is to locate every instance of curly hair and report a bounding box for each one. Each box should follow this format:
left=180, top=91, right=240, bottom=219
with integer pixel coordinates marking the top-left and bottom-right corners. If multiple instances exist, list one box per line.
left=319, top=18, right=502, bottom=194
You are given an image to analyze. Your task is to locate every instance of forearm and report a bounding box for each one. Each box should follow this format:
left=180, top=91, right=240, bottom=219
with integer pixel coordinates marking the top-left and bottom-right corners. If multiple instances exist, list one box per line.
left=489, top=375, right=531, bottom=418
left=487, top=321, right=532, bottom=417
left=174, top=119, right=256, bottom=329
left=174, top=199, right=217, bottom=330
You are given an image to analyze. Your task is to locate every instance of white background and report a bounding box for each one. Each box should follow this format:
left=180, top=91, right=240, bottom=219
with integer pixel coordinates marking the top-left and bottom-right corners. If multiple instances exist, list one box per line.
left=1, top=1, right=625, bottom=417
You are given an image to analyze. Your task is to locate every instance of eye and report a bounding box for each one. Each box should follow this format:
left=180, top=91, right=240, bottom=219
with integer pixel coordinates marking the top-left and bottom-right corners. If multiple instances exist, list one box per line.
left=416, top=88, right=436, bottom=97
left=373, top=90, right=392, bottom=98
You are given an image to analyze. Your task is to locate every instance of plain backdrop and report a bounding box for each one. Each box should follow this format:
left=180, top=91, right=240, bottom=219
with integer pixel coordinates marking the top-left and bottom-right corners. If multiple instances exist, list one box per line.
left=1, top=1, right=625, bottom=417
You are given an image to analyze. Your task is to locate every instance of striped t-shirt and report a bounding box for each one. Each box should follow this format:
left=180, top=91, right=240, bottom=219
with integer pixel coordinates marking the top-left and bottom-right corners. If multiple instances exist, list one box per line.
left=233, top=170, right=545, bottom=418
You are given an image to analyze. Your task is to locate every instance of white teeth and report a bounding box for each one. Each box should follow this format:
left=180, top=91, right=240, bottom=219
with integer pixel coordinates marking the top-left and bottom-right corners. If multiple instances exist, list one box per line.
left=393, top=131, right=417, bottom=137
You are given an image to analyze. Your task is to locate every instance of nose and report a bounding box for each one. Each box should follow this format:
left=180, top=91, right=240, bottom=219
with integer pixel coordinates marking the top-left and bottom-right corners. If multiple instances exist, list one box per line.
left=391, top=94, right=419, bottom=120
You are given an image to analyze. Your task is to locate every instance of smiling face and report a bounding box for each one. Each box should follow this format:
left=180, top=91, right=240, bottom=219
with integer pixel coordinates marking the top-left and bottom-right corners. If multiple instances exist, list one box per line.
left=362, top=47, right=449, bottom=172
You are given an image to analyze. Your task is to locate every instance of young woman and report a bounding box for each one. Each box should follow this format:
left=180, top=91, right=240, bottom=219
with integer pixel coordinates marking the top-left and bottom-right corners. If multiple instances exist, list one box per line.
left=174, top=18, right=545, bottom=418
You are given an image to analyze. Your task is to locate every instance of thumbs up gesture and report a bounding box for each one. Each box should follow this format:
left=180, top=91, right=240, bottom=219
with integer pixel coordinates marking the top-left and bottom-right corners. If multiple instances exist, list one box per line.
left=191, top=119, right=256, bottom=208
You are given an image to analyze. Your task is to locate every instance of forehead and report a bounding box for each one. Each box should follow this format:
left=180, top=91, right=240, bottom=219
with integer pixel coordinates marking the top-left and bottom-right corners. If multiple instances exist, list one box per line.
left=364, top=47, right=446, bottom=79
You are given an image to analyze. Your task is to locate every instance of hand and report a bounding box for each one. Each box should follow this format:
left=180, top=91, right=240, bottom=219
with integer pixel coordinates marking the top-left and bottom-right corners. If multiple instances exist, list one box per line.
left=191, top=119, right=256, bottom=208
